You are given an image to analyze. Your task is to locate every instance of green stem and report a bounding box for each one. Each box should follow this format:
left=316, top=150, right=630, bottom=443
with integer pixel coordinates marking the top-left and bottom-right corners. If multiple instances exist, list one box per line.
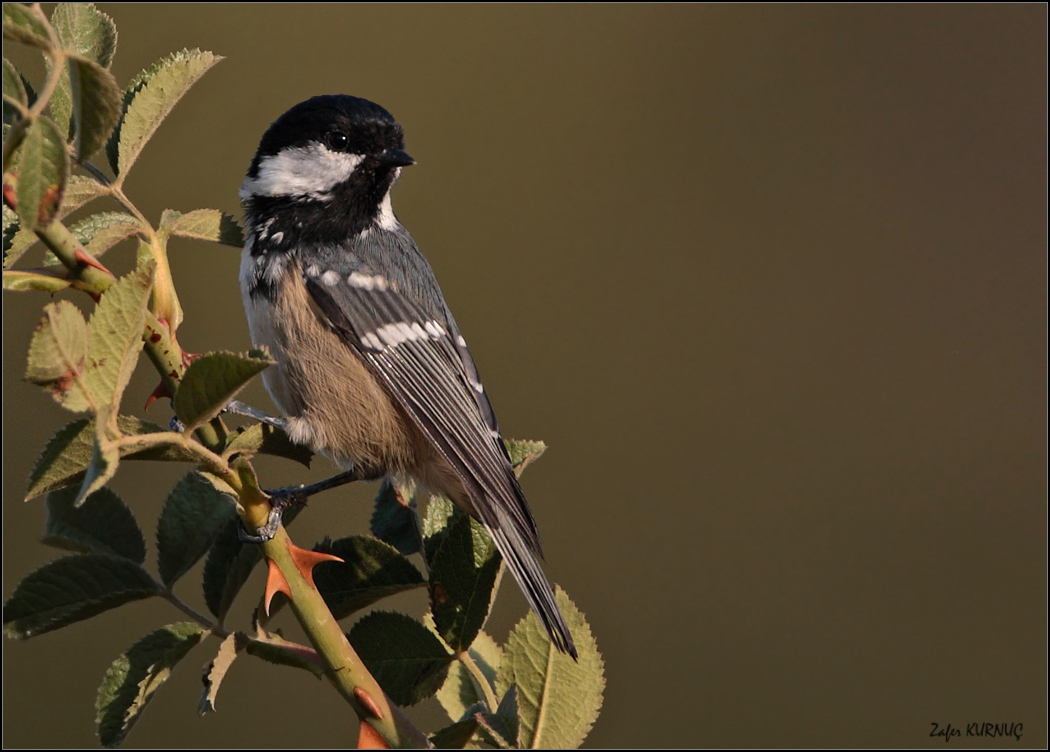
left=161, top=590, right=227, bottom=637
left=460, top=650, right=499, bottom=714
left=228, top=459, right=429, bottom=748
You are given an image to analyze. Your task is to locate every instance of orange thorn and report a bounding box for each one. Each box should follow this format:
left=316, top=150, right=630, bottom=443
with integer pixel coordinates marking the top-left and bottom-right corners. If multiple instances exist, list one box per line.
left=74, top=248, right=113, bottom=275
left=357, top=719, right=389, bottom=749
left=144, top=381, right=172, bottom=411
left=263, top=540, right=342, bottom=614
left=287, top=541, right=343, bottom=587
left=263, top=558, right=292, bottom=615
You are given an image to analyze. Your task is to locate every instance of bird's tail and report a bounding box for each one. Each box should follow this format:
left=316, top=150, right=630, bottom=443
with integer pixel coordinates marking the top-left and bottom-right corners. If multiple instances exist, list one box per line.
left=485, top=511, right=578, bottom=660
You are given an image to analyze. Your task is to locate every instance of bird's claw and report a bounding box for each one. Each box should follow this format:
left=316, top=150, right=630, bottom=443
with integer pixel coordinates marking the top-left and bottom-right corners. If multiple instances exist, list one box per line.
left=238, top=504, right=284, bottom=543
left=237, top=487, right=309, bottom=544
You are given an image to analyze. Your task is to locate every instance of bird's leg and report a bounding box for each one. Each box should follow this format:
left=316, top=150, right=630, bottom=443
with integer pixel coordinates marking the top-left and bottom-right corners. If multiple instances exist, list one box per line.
left=224, top=399, right=288, bottom=430
left=238, top=467, right=385, bottom=543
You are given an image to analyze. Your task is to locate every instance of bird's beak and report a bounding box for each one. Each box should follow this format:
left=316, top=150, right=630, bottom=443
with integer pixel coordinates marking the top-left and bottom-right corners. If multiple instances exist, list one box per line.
left=379, top=148, right=415, bottom=167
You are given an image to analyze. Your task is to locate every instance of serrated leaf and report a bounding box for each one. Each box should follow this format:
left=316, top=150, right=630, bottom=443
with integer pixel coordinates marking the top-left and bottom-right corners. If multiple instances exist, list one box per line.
left=173, top=349, right=273, bottom=433
left=15, top=116, right=68, bottom=232
left=423, top=494, right=457, bottom=564
left=84, top=263, right=153, bottom=407
left=495, top=588, right=604, bottom=749
left=312, top=536, right=425, bottom=619
left=348, top=611, right=453, bottom=706
left=224, top=422, right=312, bottom=467
left=437, top=630, right=503, bottom=723
left=244, top=633, right=325, bottom=678
left=4, top=267, right=74, bottom=291
left=202, top=504, right=304, bottom=619
left=43, top=485, right=146, bottom=562
left=477, top=685, right=519, bottom=749
left=371, top=478, right=423, bottom=556
left=26, top=415, right=196, bottom=500
left=24, top=299, right=92, bottom=411
left=5, top=175, right=108, bottom=267
left=429, top=717, right=481, bottom=749
left=96, top=623, right=205, bottom=748
left=3, top=202, right=21, bottom=260
left=503, top=439, right=546, bottom=478
left=430, top=510, right=502, bottom=653
left=2, top=3, right=53, bottom=50
left=199, top=632, right=247, bottom=714
left=68, top=55, right=122, bottom=160
left=160, top=208, right=244, bottom=247
left=51, top=3, right=117, bottom=67
left=157, top=472, right=237, bottom=586
left=3, top=554, right=161, bottom=639
left=110, top=49, right=221, bottom=177
left=202, top=517, right=261, bottom=619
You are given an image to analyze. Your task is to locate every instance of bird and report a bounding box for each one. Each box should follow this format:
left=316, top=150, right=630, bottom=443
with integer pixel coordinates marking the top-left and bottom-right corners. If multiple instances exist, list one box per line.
left=238, top=95, right=577, bottom=658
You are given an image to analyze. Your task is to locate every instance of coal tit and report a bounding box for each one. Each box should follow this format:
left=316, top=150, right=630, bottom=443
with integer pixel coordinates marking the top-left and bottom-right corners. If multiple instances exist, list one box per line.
left=239, top=95, right=576, bottom=658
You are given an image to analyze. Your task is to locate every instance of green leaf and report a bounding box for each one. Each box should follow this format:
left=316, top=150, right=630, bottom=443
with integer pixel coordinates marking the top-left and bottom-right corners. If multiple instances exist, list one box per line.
left=15, top=116, right=69, bottom=232
left=429, top=510, right=502, bottom=653
left=4, top=267, right=74, bottom=292
left=2, top=3, right=53, bottom=50
left=3, top=58, right=27, bottom=125
left=173, top=349, right=273, bottom=433
left=202, top=504, right=304, bottom=619
left=477, top=686, right=519, bottom=749
left=199, top=632, right=247, bottom=714
left=96, top=623, right=205, bottom=748
left=312, top=536, right=425, bottom=619
left=429, top=717, right=481, bottom=749
left=51, top=2, right=117, bottom=67
left=109, top=49, right=221, bottom=177
left=84, top=263, right=153, bottom=407
left=43, top=485, right=146, bottom=562
left=24, top=299, right=92, bottom=411
left=67, top=55, right=122, bottom=160
left=244, top=633, right=325, bottom=678
left=348, top=611, right=454, bottom=706
left=157, top=472, right=237, bottom=586
left=3, top=554, right=161, bottom=639
left=503, top=439, right=546, bottom=478
left=202, top=517, right=261, bottom=619
left=48, top=3, right=116, bottom=145
left=26, top=415, right=196, bottom=500
left=495, top=587, right=605, bottom=749
left=437, top=630, right=503, bottom=722
left=224, top=422, right=313, bottom=467
left=75, top=405, right=120, bottom=506
left=371, top=478, right=423, bottom=556
left=160, top=208, right=244, bottom=247
left=423, top=494, right=457, bottom=564
left=3, top=203, right=22, bottom=261
left=5, top=175, right=108, bottom=268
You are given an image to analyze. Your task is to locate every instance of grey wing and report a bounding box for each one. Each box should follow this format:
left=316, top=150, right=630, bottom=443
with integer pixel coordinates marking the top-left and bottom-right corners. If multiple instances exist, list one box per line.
left=305, top=272, right=577, bottom=657
left=303, top=274, right=541, bottom=551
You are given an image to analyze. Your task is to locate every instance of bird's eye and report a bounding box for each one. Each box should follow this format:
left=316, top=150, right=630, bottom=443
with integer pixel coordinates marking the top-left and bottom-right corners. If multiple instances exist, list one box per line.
left=325, top=131, right=350, bottom=151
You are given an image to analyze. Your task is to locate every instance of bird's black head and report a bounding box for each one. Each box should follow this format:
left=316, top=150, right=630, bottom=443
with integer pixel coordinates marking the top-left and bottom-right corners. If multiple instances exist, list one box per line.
left=241, top=95, right=414, bottom=243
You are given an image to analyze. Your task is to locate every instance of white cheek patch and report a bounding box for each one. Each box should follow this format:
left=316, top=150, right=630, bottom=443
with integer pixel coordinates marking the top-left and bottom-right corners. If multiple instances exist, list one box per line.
left=241, top=143, right=364, bottom=199
left=376, top=190, right=397, bottom=230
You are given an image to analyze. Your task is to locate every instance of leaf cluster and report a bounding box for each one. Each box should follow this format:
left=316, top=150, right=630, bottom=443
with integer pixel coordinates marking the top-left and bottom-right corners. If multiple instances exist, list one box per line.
left=3, top=4, right=603, bottom=749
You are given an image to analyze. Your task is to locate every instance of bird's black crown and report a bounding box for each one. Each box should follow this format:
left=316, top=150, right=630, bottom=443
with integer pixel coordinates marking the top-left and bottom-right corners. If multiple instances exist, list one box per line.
left=247, top=95, right=405, bottom=179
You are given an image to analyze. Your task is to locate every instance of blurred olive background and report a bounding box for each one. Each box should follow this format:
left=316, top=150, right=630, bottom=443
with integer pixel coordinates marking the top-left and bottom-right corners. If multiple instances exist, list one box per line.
left=3, top=4, right=1046, bottom=749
